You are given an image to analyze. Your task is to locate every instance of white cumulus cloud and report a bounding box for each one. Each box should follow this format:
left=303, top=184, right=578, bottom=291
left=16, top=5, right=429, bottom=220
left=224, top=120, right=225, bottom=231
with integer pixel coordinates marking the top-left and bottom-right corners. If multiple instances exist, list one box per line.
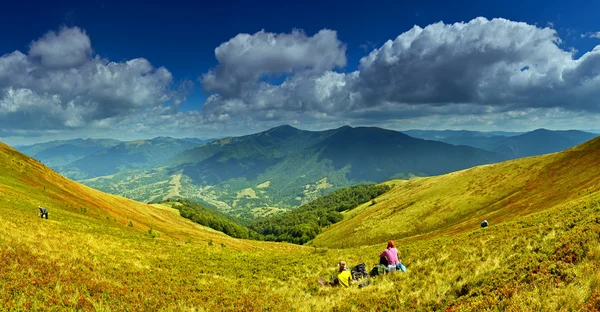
left=201, top=29, right=346, bottom=97
left=28, top=27, right=92, bottom=68
left=0, top=26, right=177, bottom=134
left=201, top=17, right=600, bottom=127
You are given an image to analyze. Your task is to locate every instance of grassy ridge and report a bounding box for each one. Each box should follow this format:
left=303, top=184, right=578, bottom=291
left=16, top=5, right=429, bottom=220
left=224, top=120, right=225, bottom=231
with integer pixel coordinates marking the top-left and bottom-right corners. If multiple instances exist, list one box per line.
left=313, top=136, right=600, bottom=248
left=3, top=140, right=600, bottom=310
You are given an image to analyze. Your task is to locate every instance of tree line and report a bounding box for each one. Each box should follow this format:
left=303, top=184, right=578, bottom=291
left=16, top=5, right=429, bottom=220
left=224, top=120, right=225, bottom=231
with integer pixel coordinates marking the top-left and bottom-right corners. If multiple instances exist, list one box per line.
left=165, top=199, right=262, bottom=240
left=249, top=184, right=391, bottom=244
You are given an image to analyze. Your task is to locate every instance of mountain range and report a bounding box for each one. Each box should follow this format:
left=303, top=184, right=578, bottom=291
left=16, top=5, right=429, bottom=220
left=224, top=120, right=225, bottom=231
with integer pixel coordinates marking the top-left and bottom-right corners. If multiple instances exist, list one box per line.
left=14, top=126, right=597, bottom=218
left=488, top=129, right=598, bottom=158
left=403, top=128, right=597, bottom=158
left=82, top=125, right=504, bottom=217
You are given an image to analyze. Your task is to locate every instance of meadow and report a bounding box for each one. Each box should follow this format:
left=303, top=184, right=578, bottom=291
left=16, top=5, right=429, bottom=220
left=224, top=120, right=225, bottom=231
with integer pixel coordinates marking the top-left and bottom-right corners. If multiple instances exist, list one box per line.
left=2, top=140, right=600, bottom=311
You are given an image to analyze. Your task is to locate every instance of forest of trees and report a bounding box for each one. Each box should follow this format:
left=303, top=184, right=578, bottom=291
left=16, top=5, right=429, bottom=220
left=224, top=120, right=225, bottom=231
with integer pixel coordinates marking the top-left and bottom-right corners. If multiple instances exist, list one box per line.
left=249, top=184, right=391, bottom=244
left=167, top=199, right=262, bottom=240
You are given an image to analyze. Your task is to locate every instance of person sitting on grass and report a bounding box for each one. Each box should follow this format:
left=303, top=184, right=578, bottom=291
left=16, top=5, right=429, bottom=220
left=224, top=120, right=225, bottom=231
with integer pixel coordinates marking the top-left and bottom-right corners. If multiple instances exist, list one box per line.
left=318, top=260, right=352, bottom=287
left=335, top=261, right=352, bottom=287
left=380, top=240, right=400, bottom=272
left=38, top=206, right=49, bottom=219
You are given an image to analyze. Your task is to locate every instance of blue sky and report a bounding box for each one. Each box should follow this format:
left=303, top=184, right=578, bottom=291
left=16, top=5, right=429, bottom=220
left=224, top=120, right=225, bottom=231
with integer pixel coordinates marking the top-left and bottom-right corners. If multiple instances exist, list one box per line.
left=1, top=0, right=600, bottom=144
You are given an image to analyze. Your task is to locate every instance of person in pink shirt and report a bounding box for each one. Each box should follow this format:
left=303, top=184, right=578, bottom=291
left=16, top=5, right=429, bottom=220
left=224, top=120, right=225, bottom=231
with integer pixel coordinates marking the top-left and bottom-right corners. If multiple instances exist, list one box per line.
left=380, top=240, right=400, bottom=272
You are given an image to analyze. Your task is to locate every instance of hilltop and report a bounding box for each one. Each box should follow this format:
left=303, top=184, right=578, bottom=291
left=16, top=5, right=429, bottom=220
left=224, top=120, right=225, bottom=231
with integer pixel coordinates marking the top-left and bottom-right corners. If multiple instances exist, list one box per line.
left=83, top=125, right=503, bottom=217
left=2, top=139, right=600, bottom=310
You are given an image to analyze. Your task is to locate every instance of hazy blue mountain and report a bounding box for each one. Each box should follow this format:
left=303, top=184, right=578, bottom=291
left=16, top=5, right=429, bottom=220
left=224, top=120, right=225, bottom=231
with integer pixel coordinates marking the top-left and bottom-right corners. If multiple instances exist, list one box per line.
left=402, top=130, right=521, bottom=149
left=402, top=129, right=596, bottom=158
left=181, top=138, right=217, bottom=145
left=58, top=137, right=200, bottom=180
left=15, top=138, right=121, bottom=167
left=84, top=125, right=505, bottom=217
left=315, top=126, right=504, bottom=181
left=489, top=129, right=598, bottom=159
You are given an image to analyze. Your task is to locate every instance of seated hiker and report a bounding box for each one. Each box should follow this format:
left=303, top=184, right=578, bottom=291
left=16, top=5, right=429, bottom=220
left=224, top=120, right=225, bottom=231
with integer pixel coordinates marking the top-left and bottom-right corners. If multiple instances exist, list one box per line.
left=317, top=260, right=352, bottom=287
left=481, top=220, right=489, bottom=228
left=38, top=206, right=48, bottom=219
left=335, top=261, right=352, bottom=287
left=380, top=240, right=400, bottom=272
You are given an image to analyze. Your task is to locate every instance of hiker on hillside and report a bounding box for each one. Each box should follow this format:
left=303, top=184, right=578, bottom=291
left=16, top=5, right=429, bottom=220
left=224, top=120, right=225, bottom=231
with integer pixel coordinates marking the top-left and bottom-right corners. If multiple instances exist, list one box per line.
left=38, top=206, right=48, bottom=219
left=481, top=220, right=488, bottom=228
left=318, top=260, right=352, bottom=287
left=335, top=261, right=352, bottom=287
left=380, top=240, right=400, bottom=272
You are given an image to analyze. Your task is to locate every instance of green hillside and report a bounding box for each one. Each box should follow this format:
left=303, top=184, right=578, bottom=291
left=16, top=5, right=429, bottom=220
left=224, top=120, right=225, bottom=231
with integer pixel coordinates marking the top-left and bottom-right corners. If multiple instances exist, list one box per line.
left=83, top=125, right=503, bottom=217
left=3, top=139, right=600, bottom=310
left=312, top=134, right=600, bottom=248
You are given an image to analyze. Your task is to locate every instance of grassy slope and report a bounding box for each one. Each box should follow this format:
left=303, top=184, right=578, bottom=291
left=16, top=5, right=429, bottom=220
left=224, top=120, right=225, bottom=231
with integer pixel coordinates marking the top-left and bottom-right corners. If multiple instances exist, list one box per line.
left=3, top=140, right=600, bottom=310
left=312, top=137, right=600, bottom=249
left=0, top=142, right=308, bottom=310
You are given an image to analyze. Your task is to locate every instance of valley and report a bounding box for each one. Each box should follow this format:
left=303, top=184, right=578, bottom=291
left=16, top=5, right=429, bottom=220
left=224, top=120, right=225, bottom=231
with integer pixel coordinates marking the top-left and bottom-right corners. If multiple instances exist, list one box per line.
left=3, top=135, right=600, bottom=310
left=75, top=125, right=505, bottom=217
left=17, top=126, right=596, bottom=220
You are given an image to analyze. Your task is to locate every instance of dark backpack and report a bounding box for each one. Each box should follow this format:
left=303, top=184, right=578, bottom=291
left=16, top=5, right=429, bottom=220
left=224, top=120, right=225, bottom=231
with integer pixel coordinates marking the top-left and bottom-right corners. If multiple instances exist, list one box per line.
left=351, top=262, right=368, bottom=280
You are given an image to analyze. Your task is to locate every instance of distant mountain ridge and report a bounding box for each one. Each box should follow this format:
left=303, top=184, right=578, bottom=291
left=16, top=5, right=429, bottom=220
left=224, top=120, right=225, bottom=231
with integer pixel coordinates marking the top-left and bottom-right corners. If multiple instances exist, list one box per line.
left=15, top=138, right=122, bottom=167
left=58, top=137, right=201, bottom=180
left=83, top=125, right=504, bottom=217
left=16, top=137, right=215, bottom=180
left=402, top=129, right=521, bottom=149
left=489, top=129, right=598, bottom=159
left=403, top=128, right=597, bottom=158
left=17, top=126, right=596, bottom=218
